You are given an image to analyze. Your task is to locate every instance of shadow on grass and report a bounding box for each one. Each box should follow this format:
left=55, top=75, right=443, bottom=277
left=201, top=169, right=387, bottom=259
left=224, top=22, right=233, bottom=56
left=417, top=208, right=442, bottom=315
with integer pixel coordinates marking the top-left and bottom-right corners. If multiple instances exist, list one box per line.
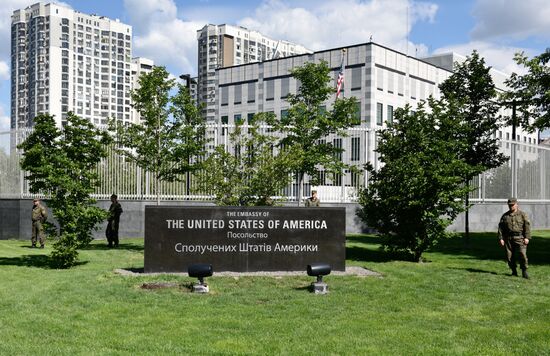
left=346, top=235, right=419, bottom=263
left=294, top=285, right=312, bottom=292
left=0, top=255, right=88, bottom=269
left=431, top=232, right=550, bottom=266
left=80, top=242, right=143, bottom=252
left=120, top=267, right=144, bottom=273
left=448, top=267, right=499, bottom=275
left=347, top=232, right=550, bottom=266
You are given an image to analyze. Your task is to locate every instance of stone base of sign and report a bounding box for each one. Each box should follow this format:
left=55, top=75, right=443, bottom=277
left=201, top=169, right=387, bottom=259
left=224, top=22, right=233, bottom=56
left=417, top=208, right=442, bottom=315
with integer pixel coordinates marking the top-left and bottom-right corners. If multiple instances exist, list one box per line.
left=311, top=282, right=328, bottom=294
left=192, top=283, right=209, bottom=293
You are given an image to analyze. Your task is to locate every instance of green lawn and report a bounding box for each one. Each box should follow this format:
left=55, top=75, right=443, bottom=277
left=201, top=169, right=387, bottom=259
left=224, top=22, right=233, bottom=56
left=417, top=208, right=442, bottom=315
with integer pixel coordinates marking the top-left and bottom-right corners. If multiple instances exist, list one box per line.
left=1, top=232, right=549, bottom=355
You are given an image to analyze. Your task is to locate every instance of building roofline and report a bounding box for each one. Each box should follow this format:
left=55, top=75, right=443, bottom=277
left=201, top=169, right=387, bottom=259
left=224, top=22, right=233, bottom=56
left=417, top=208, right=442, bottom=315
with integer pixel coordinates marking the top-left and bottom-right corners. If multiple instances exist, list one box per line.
left=216, top=41, right=453, bottom=73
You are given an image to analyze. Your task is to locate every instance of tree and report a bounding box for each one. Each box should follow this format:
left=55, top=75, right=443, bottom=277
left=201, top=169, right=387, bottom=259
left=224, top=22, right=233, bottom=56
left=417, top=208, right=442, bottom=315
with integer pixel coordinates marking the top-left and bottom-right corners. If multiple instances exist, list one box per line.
left=18, top=113, right=110, bottom=268
left=202, top=115, right=295, bottom=206
left=357, top=100, right=474, bottom=262
left=439, top=50, right=508, bottom=240
left=272, top=60, right=358, bottom=205
left=504, top=48, right=550, bottom=132
left=114, top=66, right=207, bottom=204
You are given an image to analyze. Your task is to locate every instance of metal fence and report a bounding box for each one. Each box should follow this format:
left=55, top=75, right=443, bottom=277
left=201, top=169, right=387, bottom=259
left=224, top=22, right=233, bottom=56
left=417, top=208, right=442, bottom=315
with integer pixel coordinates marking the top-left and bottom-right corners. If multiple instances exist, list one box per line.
left=1, top=126, right=549, bottom=203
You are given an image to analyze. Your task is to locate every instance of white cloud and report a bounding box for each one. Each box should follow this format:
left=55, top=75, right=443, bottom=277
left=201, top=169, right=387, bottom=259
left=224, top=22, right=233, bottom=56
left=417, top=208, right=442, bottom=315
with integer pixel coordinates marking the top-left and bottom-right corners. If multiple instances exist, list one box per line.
left=124, top=0, right=177, bottom=33
left=124, top=0, right=202, bottom=76
left=0, top=1, right=38, bottom=59
left=0, top=104, right=10, bottom=131
left=433, top=41, right=534, bottom=75
left=471, top=0, right=550, bottom=41
left=0, top=60, right=9, bottom=80
left=123, top=0, right=440, bottom=77
left=237, top=0, right=438, bottom=53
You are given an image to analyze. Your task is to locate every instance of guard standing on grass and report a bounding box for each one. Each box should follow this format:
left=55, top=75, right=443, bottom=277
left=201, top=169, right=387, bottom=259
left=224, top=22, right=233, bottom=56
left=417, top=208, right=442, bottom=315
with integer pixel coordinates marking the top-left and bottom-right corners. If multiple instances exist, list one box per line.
left=498, top=198, right=531, bottom=279
left=31, top=199, right=47, bottom=248
left=106, top=194, right=123, bottom=248
left=305, top=190, right=320, bottom=207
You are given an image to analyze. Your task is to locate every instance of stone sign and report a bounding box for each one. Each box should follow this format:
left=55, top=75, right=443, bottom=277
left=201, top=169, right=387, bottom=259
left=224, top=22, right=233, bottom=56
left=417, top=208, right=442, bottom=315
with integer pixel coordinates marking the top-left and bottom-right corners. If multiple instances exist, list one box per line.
left=144, top=206, right=345, bottom=273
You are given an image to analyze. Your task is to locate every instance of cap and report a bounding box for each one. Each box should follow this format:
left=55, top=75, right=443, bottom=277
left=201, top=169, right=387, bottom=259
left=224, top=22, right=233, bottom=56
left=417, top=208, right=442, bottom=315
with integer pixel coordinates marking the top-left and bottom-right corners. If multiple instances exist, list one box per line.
left=33, top=198, right=39, bottom=202
left=311, top=190, right=317, bottom=194
left=507, top=197, right=517, bottom=204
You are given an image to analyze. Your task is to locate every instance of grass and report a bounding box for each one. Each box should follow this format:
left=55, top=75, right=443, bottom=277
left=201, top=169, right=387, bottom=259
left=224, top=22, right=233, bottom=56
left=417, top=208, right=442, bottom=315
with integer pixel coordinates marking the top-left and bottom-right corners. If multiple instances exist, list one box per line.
left=1, top=232, right=549, bottom=355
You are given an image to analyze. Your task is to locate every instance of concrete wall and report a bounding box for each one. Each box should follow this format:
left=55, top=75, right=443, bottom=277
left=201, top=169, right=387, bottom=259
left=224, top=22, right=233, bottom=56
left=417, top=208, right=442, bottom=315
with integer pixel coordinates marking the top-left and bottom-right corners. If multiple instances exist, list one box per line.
left=1, top=199, right=548, bottom=241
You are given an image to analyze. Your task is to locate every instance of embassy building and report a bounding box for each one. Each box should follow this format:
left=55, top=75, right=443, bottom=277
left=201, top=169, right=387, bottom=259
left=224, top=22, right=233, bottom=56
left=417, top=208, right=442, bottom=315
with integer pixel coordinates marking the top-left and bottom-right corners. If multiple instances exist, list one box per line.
left=215, top=42, right=538, bottom=194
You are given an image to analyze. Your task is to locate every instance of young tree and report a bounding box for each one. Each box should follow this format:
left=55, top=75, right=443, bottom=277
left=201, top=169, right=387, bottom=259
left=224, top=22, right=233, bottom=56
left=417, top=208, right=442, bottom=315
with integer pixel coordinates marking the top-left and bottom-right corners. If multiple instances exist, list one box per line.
left=202, top=115, right=295, bottom=206
left=504, top=48, right=550, bottom=132
left=439, top=50, right=508, bottom=239
left=358, top=100, right=474, bottom=262
left=18, top=113, right=110, bottom=268
left=272, top=60, right=358, bottom=205
left=114, top=66, right=207, bottom=204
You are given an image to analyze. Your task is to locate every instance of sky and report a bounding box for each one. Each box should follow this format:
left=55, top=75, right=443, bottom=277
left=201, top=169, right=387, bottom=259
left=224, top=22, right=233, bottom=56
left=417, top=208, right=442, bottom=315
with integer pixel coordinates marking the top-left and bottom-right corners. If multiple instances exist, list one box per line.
left=0, top=0, right=549, bottom=132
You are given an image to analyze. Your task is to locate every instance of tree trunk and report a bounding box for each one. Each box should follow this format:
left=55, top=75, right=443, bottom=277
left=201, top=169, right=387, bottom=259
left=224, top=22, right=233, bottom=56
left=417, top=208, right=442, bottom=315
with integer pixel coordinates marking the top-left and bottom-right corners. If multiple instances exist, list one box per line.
left=464, top=192, right=470, bottom=243
left=156, top=171, right=160, bottom=206
left=296, top=172, right=304, bottom=207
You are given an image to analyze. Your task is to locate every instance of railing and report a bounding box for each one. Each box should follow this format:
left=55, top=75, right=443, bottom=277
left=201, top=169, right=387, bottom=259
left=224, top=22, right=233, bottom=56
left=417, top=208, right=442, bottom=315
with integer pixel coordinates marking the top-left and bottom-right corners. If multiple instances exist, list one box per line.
left=1, top=126, right=550, bottom=203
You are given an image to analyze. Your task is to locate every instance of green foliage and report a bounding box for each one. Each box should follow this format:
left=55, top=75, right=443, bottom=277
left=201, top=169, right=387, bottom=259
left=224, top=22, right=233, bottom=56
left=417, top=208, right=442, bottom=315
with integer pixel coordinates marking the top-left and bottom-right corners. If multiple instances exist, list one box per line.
left=113, top=66, right=208, bottom=203
left=18, top=113, right=110, bottom=267
left=504, top=48, right=550, bottom=131
left=272, top=60, right=359, bottom=204
left=439, top=50, right=507, bottom=174
left=203, top=114, right=294, bottom=206
left=358, top=101, right=475, bottom=261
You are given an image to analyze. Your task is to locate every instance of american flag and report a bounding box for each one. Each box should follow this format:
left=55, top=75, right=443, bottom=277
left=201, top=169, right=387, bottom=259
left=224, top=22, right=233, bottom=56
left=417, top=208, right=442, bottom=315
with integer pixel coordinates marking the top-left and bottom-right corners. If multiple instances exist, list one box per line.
left=336, top=50, right=346, bottom=99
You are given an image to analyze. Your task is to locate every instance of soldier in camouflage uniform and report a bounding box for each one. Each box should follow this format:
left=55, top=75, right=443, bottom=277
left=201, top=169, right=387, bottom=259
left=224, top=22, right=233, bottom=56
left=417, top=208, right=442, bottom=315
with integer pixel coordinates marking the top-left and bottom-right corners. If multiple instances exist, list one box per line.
left=31, top=199, right=48, bottom=248
left=498, top=198, right=531, bottom=279
left=106, top=194, right=123, bottom=248
left=305, top=190, right=320, bottom=207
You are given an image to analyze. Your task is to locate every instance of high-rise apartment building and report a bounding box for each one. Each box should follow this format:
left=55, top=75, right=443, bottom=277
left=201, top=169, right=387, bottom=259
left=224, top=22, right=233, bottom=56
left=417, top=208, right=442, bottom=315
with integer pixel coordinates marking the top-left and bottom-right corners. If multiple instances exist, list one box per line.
left=196, top=24, right=311, bottom=122
left=129, top=56, right=154, bottom=123
left=11, top=2, right=133, bottom=129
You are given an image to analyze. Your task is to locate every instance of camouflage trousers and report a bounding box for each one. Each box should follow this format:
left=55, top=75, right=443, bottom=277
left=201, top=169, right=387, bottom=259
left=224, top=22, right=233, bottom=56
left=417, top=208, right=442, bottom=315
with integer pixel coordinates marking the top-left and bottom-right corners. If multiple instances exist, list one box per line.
left=32, top=220, right=45, bottom=246
left=504, top=236, right=528, bottom=271
left=106, top=219, right=119, bottom=247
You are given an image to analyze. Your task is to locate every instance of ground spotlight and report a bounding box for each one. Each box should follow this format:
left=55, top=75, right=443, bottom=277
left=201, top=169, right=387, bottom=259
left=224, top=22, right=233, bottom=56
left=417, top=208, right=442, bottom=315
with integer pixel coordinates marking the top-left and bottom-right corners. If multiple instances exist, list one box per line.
left=307, top=263, right=331, bottom=294
left=188, top=263, right=213, bottom=293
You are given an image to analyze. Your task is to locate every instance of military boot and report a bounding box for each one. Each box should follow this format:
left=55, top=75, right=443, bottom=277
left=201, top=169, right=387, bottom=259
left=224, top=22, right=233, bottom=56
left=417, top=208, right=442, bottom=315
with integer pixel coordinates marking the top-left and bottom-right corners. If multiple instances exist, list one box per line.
left=511, top=268, right=518, bottom=276
left=522, top=269, right=529, bottom=279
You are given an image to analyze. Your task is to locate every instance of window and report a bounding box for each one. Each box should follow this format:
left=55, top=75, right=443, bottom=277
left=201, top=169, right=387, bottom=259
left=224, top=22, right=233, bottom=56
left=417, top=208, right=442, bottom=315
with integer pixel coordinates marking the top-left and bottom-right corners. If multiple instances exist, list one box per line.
left=388, top=72, right=394, bottom=93
left=281, top=109, right=289, bottom=123
left=280, top=77, right=290, bottom=98
left=351, top=137, right=361, bottom=161
left=221, top=115, right=228, bottom=136
left=221, top=86, right=228, bottom=106
left=265, top=79, right=274, bottom=101
left=247, top=113, right=255, bottom=124
left=333, top=138, right=342, bottom=161
left=377, top=103, right=383, bottom=125
left=248, top=82, right=255, bottom=103
left=351, top=67, right=362, bottom=90
left=377, top=68, right=383, bottom=91
left=398, top=75, right=404, bottom=96
left=353, top=102, right=361, bottom=125
left=234, top=84, right=242, bottom=105
left=387, top=105, right=394, bottom=124
left=410, top=78, right=416, bottom=99
left=234, top=114, right=242, bottom=124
